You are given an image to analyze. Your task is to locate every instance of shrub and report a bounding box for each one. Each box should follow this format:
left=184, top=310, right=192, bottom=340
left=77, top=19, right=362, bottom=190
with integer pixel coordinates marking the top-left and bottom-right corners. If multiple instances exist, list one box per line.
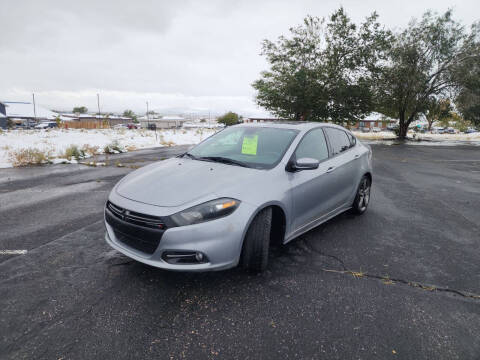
left=9, top=148, right=51, bottom=167
left=104, top=140, right=125, bottom=154
left=64, top=145, right=85, bottom=160
left=217, top=111, right=239, bottom=126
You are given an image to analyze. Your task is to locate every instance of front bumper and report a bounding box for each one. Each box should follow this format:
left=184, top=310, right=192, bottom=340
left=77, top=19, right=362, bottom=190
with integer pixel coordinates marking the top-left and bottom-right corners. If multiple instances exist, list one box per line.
left=104, top=199, right=256, bottom=272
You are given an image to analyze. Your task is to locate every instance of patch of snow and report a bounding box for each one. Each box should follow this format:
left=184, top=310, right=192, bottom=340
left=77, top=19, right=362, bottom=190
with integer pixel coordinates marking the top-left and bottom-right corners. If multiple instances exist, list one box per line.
left=355, top=130, right=480, bottom=147
left=0, top=128, right=219, bottom=168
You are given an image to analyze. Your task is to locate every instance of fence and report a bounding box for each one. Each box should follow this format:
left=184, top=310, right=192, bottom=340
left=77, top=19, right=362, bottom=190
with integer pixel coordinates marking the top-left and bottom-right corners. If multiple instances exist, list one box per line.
left=61, top=120, right=112, bottom=129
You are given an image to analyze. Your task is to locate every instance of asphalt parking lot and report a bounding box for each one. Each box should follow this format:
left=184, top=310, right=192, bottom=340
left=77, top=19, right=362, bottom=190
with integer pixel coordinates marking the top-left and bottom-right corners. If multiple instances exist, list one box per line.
left=0, top=144, right=479, bottom=359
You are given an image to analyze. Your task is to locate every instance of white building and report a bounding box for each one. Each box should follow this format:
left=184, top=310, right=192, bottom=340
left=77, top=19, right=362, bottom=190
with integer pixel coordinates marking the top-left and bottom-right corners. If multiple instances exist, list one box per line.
left=138, top=115, right=186, bottom=129
left=1, top=101, right=58, bottom=123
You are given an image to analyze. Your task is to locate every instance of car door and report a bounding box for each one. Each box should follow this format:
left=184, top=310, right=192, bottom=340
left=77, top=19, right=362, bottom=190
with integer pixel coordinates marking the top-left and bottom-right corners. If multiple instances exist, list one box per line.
left=323, top=127, right=359, bottom=208
left=289, top=128, right=341, bottom=232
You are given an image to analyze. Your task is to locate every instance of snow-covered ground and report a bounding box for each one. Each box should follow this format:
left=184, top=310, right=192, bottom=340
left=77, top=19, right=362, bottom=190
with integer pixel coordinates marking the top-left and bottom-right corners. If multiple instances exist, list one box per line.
left=355, top=131, right=480, bottom=142
left=0, top=128, right=218, bottom=168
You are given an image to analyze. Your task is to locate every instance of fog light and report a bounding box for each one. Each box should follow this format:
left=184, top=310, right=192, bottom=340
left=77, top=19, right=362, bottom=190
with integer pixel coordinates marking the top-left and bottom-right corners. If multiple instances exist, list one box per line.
left=195, top=252, right=204, bottom=262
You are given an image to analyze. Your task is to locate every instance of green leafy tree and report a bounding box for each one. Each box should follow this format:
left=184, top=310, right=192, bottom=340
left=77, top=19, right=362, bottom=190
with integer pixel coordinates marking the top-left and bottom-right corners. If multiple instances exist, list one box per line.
left=123, top=109, right=137, bottom=122
left=425, top=98, right=452, bottom=131
left=55, top=115, right=62, bottom=128
left=448, top=112, right=472, bottom=132
left=454, top=38, right=480, bottom=127
left=217, top=112, right=239, bottom=126
left=73, top=106, right=88, bottom=114
left=252, top=8, right=390, bottom=124
left=374, top=10, right=479, bottom=138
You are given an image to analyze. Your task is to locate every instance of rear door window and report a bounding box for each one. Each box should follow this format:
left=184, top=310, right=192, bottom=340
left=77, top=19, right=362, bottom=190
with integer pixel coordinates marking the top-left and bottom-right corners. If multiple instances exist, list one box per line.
left=324, top=128, right=351, bottom=156
left=346, top=132, right=356, bottom=147
left=295, top=128, right=329, bottom=162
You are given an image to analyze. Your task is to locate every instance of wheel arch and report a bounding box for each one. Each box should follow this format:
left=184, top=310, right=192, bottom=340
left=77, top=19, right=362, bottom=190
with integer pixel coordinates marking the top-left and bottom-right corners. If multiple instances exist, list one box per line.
left=364, top=171, right=372, bottom=184
left=238, top=201, right=288, bottom=257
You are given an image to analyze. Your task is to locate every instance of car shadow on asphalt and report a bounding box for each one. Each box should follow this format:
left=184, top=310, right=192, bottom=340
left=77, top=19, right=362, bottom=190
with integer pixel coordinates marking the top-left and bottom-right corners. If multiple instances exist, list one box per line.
left=107, top=211, right=354, bottom=291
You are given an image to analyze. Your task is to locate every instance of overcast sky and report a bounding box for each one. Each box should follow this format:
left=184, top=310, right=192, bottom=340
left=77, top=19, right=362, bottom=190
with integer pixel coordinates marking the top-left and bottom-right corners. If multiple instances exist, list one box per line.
left=1, top=0, right=479, bottom=116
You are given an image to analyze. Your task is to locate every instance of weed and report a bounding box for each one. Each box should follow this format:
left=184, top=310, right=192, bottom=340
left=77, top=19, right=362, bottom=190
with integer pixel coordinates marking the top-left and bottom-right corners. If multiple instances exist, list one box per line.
left=9, top=148, right=51, bottom=167
left=160, top=139, right=176, bottom=146
left=382, top=276, right=394, bottom=285
left=349, top=270, right=365, bottom=279
left=82, top=144, right=100, bottom=156
left=64, top=145, right=85, bottom=160
left=104, top=140, right=125, bottom=154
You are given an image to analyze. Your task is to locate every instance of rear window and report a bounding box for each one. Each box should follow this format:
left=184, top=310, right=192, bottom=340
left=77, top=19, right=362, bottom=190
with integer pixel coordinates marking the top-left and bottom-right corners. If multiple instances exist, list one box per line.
left=324, top=128, right=351, bottom=156
left=346, top=132, right=356, bottom=147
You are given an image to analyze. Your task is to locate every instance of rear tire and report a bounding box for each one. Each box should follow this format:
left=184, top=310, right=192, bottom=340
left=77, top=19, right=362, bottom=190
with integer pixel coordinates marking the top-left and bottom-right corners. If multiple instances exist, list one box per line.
left=351, top=175, right=371, bottom=215
left=241, top=207, right=272, bottom=273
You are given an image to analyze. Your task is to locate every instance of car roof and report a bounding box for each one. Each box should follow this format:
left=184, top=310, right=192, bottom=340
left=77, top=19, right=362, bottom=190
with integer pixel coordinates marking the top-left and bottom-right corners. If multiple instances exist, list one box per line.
left=233, top=121, right=348, bottom=132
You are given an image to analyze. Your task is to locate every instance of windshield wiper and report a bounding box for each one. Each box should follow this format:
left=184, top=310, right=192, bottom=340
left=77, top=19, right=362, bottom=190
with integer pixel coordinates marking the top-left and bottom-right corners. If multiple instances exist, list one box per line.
left=197, top=156, right=250, bottom=168
left=182, top=152, right=198, bottom=160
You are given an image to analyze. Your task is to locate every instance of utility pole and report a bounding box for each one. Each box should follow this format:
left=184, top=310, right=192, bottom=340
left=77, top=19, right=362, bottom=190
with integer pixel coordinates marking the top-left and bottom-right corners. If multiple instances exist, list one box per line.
left=146, top=101, right=149, bottom=128
left=97, top=93, right=101, bottom=116
left=32, top=93, right=37, bottom=125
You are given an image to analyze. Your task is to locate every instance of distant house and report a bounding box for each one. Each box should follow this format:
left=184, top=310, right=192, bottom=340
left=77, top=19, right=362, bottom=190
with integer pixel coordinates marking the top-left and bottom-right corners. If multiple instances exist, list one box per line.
left=243, top=114, right=397, bottom=130
left=0, top=101, right=60, bottom=128
left=243, top=117, right=288, bottom=123
left=352, top=113, right=397, bottom=130
left=1, top=101, right=59, bottom=126
left=138, top=115, right=186, bottom=129
left=59, top=113, right=132, bottom=126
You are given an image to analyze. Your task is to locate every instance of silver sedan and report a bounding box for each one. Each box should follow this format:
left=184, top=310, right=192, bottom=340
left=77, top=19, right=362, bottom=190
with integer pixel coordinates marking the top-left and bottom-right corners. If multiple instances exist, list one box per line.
left=104, top=122, right=372, bottom=272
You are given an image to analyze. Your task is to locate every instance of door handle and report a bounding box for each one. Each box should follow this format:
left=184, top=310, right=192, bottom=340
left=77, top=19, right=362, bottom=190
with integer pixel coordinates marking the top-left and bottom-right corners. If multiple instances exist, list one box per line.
left=326, top=166, right=335, bottom=173
left=354, top=154, right=360, bottom=160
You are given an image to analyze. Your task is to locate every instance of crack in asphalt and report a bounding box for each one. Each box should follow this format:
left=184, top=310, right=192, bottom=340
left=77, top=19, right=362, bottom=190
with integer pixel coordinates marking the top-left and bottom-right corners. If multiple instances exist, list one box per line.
left=300, top=241, right=480, bottom=301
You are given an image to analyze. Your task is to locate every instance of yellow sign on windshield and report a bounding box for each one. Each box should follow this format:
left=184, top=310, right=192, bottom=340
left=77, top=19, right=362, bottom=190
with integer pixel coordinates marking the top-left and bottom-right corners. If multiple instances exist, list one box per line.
left=241, top=135, right=258, bottom=155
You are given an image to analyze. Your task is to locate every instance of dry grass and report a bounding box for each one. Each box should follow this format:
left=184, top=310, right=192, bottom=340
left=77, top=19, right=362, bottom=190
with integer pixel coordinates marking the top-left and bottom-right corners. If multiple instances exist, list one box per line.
left=9, top=148, right=52, bottom=167
left=160, top=140, right=176, bottom=146
left=81, top=144, right=101, bottom=156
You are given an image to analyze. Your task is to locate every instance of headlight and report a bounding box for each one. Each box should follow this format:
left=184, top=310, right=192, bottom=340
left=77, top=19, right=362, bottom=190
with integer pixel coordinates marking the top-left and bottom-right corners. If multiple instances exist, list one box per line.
left=170, top=198, right=240, bottom=226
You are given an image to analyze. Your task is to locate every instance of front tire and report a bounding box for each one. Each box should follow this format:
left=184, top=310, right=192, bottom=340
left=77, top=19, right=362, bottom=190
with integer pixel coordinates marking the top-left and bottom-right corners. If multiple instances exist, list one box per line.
left=241, top=207, right=272, bottom=273
left=351, top=175, right=371, bottom=215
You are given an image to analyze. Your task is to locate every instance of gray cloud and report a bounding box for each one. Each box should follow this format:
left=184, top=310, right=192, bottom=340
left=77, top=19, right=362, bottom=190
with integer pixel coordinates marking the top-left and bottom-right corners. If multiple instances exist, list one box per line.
left=1, top=0, right=478, bottom=115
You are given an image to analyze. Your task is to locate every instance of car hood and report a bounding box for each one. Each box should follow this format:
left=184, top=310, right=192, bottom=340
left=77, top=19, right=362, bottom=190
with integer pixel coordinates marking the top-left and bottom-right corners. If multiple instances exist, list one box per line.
left=115, top=157, right=262, bottom=207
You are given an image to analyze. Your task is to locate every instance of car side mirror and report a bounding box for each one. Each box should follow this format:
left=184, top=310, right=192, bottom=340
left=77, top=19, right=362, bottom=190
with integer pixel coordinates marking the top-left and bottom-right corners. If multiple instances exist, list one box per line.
left=289, top=157, right=319, bottom=171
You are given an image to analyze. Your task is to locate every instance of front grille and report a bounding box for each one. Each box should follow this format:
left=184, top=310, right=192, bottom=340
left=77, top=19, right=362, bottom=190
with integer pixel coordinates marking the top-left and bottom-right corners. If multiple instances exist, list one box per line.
left=114, top=231, right=160, bottom=254
left=105, top=201, right=166, bottom=254
left=106, top=201, right=165, bottom=229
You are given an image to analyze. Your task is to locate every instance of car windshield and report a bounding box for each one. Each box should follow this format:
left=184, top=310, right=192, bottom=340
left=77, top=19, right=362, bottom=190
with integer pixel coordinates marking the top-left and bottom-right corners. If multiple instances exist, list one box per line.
left=186, top=126, right=299, bottom=169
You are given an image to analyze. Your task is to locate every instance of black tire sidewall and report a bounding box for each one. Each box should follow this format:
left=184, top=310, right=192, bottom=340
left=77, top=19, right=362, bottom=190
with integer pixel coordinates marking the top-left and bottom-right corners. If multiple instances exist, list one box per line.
left=241, top=207, right=272, bottom=273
